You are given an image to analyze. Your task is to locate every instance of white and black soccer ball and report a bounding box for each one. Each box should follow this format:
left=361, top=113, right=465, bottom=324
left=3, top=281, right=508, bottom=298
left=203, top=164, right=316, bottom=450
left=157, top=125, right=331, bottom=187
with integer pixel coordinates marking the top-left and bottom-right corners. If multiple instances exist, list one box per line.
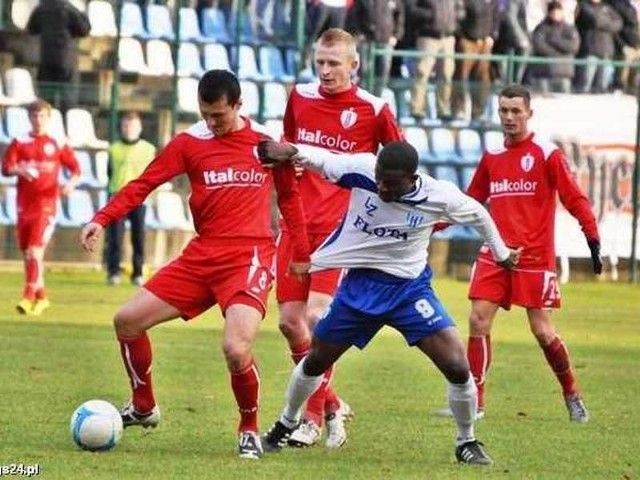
left=70, top=400, right=123, bottom=452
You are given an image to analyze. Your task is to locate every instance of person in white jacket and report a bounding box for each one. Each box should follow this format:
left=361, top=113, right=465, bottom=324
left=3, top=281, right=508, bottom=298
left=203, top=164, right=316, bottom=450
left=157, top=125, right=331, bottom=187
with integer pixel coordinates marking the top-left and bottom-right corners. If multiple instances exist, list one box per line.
left=256, top=140, right=521, bottom=465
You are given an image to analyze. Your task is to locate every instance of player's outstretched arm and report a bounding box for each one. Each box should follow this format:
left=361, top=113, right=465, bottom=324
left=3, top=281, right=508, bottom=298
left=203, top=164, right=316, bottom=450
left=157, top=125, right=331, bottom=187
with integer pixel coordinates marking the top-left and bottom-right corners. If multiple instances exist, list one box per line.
left=586, top=238, right=603, bottom=274
left=80, top=222, right=103, bottom=253
left=257, top=140, right=298, bottom=165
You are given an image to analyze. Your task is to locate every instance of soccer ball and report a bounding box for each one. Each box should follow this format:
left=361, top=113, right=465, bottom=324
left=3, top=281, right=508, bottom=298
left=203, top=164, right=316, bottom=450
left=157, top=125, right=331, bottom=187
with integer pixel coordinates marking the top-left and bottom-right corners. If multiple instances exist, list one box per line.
left=70, top=400, right=123, bottom=452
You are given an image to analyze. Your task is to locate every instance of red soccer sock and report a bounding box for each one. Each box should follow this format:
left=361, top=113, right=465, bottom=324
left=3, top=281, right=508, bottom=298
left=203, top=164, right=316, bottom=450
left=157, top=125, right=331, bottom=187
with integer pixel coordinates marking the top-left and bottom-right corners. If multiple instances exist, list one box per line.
left=542, top=336, right=577, bottom=396
left=324, top=385, right=340, bottom=416
left=22, top=257, right=41, bottom=300
left=304, top=364, right=334, bottom=427
left=468, top=335, right=491, bottom=410
left=35, top=288, right=47, bottom=300
left=289, top=341, right=310, bottom=365
left=119, top=333, right=156, bottom=414
left=230, top=359, right=260, bottom=433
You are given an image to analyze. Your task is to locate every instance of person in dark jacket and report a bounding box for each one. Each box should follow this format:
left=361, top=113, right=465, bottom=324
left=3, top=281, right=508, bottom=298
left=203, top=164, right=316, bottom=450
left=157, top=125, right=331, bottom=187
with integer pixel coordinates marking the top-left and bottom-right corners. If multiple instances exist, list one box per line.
left=574, top=0, right=623, bottom=93
left=451, top=0, right=501, bottom=123
left=493, top=0, right=531, bottom=84
left=531, top=1, right=581, bottom=93
left=348, top=0, right=406, bottom=94
left=605, top=0, right=640, bottom=93
left=406, top=0, right=465, bottom=120
left=26, top=0, right=90, bottom=112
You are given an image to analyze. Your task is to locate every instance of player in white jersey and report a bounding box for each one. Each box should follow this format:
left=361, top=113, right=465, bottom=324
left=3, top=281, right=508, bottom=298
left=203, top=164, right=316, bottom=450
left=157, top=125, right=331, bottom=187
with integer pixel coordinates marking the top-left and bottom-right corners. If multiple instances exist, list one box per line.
left=257, top=140, right=521, bottom=465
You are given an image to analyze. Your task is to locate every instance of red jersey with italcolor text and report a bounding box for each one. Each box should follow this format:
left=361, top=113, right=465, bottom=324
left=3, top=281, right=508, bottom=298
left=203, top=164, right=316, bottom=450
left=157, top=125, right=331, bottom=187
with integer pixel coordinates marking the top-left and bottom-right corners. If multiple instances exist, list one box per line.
left=92, top=119, right=310, bottom=261
left=1, top=134, right=80, bottom=217
left=467, top=133, right=599, bottom=270
left=282, top=83, right=403, bottom=234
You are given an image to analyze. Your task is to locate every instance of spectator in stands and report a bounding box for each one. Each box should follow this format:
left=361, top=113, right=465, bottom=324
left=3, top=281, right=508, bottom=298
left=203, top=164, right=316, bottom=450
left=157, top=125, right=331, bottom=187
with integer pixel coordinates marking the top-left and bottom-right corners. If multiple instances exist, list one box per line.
left=106, top=111, right=156, bottom=287
left=26, top=0, right=91, bottom=113
left=605, top=0, right=640, bottom=94
left=451, top=0, right=500, bottom=124
left=493, top=0, right=531, bottom=84
left=1, top=99, right=81, bottom=315
left=406, top=0, right=465, bottom=121
left=530, top=1, right=581, bottom=93
left=256, top=0, right=295, bottom=42
left=348, top=0, right=406, bottom=95
left=574, top=0, right=623, bottom=93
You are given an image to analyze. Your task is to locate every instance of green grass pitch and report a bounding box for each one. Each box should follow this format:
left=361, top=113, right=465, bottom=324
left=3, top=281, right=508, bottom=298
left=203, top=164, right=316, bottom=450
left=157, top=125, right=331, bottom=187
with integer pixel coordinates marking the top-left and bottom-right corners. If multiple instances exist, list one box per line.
left=0, top=270, right=638, bottom=479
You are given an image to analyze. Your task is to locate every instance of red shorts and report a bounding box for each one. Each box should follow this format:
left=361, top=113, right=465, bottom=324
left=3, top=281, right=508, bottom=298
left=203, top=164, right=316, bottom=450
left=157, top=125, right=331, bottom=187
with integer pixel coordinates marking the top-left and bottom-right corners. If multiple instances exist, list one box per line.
left=276, top=230, right=343, bottom=303
left=145, top=238, right=275, bottom=320
left=17, top=214, right=56, bottom=251
left=468, top=258, right=561, bottom=310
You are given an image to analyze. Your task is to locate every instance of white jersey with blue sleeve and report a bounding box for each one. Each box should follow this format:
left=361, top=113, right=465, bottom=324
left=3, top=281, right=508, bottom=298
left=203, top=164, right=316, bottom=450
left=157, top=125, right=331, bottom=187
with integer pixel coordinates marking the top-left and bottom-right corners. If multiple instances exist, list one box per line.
left=293, top=144, right=511, bottom=279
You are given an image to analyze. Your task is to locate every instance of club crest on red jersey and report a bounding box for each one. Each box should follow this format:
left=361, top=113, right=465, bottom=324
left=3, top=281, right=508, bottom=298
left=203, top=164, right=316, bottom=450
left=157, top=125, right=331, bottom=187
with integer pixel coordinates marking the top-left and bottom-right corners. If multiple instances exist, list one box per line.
left=520, top=153, right=535, bottom=172
left=340, top=108, right=358, bottom=129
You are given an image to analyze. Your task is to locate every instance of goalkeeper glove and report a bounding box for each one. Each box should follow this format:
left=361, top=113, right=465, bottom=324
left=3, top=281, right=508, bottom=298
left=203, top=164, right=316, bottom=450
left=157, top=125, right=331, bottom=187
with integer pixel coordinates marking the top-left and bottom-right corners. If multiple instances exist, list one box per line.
left=586, top=238, right=602, bottom=275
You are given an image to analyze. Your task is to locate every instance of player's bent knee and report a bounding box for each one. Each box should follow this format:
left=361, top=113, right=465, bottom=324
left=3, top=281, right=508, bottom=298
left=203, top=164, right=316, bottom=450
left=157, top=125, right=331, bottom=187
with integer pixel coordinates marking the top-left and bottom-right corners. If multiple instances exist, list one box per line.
left=113, top=308, right=144, bottom=337
left=278, top=317, right=308, bottom=343
left=221, top=341, right=252, bottom=370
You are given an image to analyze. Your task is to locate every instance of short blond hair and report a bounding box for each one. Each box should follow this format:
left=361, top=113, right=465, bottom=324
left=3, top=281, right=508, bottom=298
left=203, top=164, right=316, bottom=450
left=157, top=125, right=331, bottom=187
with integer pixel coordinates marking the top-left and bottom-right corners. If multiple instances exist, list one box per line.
left=317, top=28, right=358, bottom=60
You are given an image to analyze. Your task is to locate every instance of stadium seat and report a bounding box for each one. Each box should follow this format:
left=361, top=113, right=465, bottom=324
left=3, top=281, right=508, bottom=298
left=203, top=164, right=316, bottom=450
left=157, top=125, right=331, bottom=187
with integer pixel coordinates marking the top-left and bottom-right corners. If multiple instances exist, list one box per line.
left=156, top=191, right=190, bottom=230
left=178, top=7, right=205, bottom=43
left=423, top=89, right=443, bottom=127
left=74, top=150, right=100, bottom=187
left=96, top=188, right=108, bottom=209
left=0, top=110, right=13, bottom=145
left=48, top=109, right=67, bottom=146
left=262, top=82, right=287, bottom=120
left=457, top=128, right=482, bottom=161
left=4, top=68, right=37, bottom=105
left=394, top=89, right=416, bottom=126
left=0, top=76, right=19, bottom=107
left=238, top=10, right=257, bottom=45
left=259, top=46, right=294, bottom=83
left=430, top=128, right=462, bottom=187
left=87, top=0, right=117, bottom=37
left=177, top=42, right=205, bottom=77
left=234, top=45, right=266, bottom=81
left=10, top=0, right=38, bottom=30
left=263, top=119, right=283, bottom=140
left=63, top=189, right=95, bottom=227
left=5, top=106, right=31, bottom=139
left=201, top=7, right=232, bottom=44
left=203, top=43, right=231, bottom=71
left=403, top=126, right=432, bottom=164
left=145, top=4, right=175, bottom=40
left=4, top=186, right=17, bottom=224
left=120, top=1, right=147, bottom=38
left=284, top=48, right=300, bottom=78
left=144, top=200, right=159, bottom=229
left=118, top=37, right=149, bottom=74
left=380, top=88, right=398, bottom=119
left=65, top=108, right=109, bottom=149
left=69, top=0, right=87, bottom=12
left=177, top=77, right=199, bottom=113
left=483, top=130, right=504, bottom=151
left=0, top=190, right=12, bottom=225
left=93, top=150, right=109, bottom=187
left=239, top=80, right=260, bottom=119
left=146, top=39, right=175, bottom=76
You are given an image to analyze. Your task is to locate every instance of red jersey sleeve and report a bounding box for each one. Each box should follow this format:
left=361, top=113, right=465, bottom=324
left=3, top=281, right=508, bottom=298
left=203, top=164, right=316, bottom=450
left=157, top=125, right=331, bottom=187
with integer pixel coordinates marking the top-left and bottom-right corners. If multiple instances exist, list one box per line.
left=466, top=153, right=491, bottom=203
left=60, top=144, right=80, bottom=177
left=376, top=104, right=404, bottom=144
left=272, top=162, right=310, bottom=262
left=548, top=150, right=600, bottom=241
left=92, top=135, right=187, bottom=227
left=1, top=140, right=19, bottom=176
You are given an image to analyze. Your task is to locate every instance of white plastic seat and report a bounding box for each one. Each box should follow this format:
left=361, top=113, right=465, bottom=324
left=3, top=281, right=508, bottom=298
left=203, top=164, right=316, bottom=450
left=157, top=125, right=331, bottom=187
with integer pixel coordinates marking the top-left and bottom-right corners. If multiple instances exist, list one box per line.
left=178, top=7, right=204, bottom=42
left=177, top=42, right=204, bottom=77
left=262, top=82, right=287, bottom=119
left=11, top=0, right=38, bottom=30
left=4, top=68, right=37, bottom=104
left=65, top=108, right=109, bottom=149
left=120, top=1, right=147, bottom=38
left=146, top=4, right=175, bottom=40
left=403, top=126, right=432, bottom=162
left=94, top=150, right=109, bottom=187
left=0, top=76, right=19, bottom=107
left=483, top=130, right=504, bottom=151
left=5, top=106, right=31, bottom=138
left=146, top=39, right=175, bottom=76
left=74, top=150, right=100, bottom=187
left=144, top=200, right=159, bottom=229
left=259, top=45, right=294, bottom=82
left=431, top=128, right=460, bottom=162
left=64, top=189, right=95, bottom=226
left=118, top=37, right=149, bottom=74
left=457, top=128, right=482, bottom=161
left=4, top=186, right=18, bottom=224
left=48, top=109, right=67, bottom=146
left=177, top=77, right=199, bottom=113
left=263, top=119, right=283, bottom=140
left=203, top=43, right=231, bottom=71
left=235, top=45, right=266, bottom=81
left=239, top=80, right=259, bottom=118
left=88, top=0, right=117, bottom=37
left=156, top=191, right=189, bottom=230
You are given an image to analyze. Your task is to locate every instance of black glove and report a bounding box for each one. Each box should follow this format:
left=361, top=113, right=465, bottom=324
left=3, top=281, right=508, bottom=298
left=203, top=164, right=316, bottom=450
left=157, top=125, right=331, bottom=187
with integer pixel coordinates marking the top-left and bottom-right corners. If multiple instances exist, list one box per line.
left=587, top=238, right=602, bottom=275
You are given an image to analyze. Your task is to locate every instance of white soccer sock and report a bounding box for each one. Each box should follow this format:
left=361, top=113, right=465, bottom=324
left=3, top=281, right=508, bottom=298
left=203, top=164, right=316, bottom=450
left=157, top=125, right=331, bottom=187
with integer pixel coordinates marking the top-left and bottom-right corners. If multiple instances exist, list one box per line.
left=448, top=375, right=477, bottom=446
left=280, top=359, right=324, bottom=428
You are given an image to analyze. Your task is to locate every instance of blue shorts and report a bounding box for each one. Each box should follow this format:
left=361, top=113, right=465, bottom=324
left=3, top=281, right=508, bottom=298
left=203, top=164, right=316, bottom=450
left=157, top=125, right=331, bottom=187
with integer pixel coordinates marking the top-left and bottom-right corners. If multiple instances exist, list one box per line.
left=314, top=267, right=455, bottom=349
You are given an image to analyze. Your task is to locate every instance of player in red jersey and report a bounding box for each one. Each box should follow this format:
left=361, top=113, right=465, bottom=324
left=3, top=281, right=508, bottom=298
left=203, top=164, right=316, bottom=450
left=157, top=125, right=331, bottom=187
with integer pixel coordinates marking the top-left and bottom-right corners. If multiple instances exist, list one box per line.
left=1, top=99, right=80, bottom=315
left=80, top=70, right=311, bottom=459
left=438, top=84, right=601, bottom=423
left=276, top=28, right=404, bottom=448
